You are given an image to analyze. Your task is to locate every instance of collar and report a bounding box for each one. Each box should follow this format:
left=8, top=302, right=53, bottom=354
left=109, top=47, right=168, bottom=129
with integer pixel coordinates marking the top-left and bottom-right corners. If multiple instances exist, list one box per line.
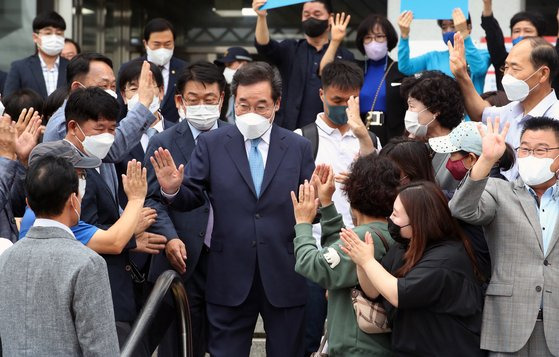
left=38, top=53, right=60, bottom=70
left=160, top=61, right=170, bottom=71
left=525, top=180, right=559, bottom=201
left=187, top=120, right=219, bottom=141
left=242, top=123, right=272, bottom=145
left=152, top=118, right=165, bottom=133
left=518, top=90, right=558, bottom=123
left=316, top=113, right=356, bottom=138
left=33, top=218, right=75, bottom=237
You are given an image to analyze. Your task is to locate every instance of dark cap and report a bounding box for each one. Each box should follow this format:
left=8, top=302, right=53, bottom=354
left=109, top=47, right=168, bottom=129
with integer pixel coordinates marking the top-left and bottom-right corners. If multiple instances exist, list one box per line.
left=29, top=140, right=101, bottom=169
left=214, top=47, right=253, bottom=65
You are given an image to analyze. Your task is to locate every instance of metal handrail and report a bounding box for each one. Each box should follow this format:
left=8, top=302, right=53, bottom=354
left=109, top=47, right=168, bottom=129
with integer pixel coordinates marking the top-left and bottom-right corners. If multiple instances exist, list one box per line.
left=121, top=270, right=193, bottom=357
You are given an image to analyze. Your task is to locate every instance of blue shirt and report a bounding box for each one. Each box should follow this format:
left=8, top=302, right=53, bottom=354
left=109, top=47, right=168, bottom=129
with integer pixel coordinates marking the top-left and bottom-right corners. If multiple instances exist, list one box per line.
left=527, top=183, right=559, bottom=255
left=397, top=37, right=490, bottom=94
left=19, top=206, right=98, bottom=245
left=359, top=58, right=387, bottom=114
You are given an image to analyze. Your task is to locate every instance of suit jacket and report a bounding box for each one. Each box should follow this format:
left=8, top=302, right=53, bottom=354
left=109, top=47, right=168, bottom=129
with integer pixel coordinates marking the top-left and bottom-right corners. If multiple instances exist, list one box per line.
left=117, top=56, right=187, bottom=123
left=166, top=124, right=315, bottom=307
left=0, top=158, right=26, bottom=242
left=81, top=167, right=137, bottom=322
left=0, top=70, right=7, bottom=97
left=0, top=226, right=119, bottom=356
left=144, top=119, right=229, bottom=283
left=449, top=175, right=559, bottom=355
left=4, top=54, right=69, bottom=99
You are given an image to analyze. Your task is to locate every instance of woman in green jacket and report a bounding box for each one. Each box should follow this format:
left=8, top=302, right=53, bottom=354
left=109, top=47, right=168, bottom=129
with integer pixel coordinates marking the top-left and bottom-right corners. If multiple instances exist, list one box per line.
left=291, top=154, right=400, bottom=356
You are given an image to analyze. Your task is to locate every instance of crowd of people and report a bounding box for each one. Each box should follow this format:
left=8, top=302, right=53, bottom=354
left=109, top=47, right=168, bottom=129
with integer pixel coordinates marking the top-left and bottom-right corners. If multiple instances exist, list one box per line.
left=1, top=0, right=559, bottom=356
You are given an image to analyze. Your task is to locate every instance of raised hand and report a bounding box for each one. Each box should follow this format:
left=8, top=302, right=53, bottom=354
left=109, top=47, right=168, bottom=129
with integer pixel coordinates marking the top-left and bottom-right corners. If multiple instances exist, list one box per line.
left=330, top=12, right=351, bottom=43
left=452, top=8, right=469, bottom=38
left=312, top=163, right=335, bottom=206
left=122, top=159, right=148, bottom=202
left=482, top=0, right=493, bottom=17
left=14, top=108, right=40, bottom=138
left=398, top=11, right=413, bottom=39
left=137, top=61, right=158, bottom=110
left=0, top=115, right=16, bottom=160
left=252, top=0, right=268, bottom=17
left=449, top=32, right=469, bottom=80
left=478, top=117, right=509, bottom=163
left=339, top=229, right=375, bottom=266
left=134, top=207, right=158, bottom=235
left=134, top=232, right=166, bottom=254
left=290, top=180, right=320, bottom=225
left=346, top=96, right=366, bottom=137
left=165, top=238, right=187, bottom=274
left=15, top=115, right=42, bottom=166
left=150, top=147, right=184, bottom=195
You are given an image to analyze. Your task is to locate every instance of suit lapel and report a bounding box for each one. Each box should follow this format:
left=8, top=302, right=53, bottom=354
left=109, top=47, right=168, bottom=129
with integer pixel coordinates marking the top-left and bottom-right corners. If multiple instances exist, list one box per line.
left=88, top=168, right=119, bottom=210
left=174, top=122, right=197, bottom=162
left=161, top=58, right=179, bottom=110
left=260, top=126, right=287, bottom=197
left=30, top=55, right=48, bottom=98
left=57, top=58, right=67, bottom=88
left=513, top=182, right=544, bottom=253
left=225, top=128, right=258, bottom=198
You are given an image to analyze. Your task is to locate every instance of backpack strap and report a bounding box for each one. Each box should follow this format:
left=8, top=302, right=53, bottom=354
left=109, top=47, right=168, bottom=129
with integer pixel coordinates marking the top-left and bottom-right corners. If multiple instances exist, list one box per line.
left=368, top=226, right=390, bottom=252
left=301, top=122, right=319, bottom=159
left=368, top=131, right=378, bottom=149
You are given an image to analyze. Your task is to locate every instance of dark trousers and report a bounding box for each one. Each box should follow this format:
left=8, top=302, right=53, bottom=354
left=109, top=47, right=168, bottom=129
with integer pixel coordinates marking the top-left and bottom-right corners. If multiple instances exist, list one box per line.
left=303, top=279, right=327, bottom=356
left=206, top=264, right=305, bottom=357
left=152, top=247, right=209, bottom=357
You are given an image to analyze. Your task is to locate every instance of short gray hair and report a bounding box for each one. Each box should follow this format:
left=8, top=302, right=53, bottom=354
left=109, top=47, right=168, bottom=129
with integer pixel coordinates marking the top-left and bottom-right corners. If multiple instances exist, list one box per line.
left=231, top=61, right=282, bottom=102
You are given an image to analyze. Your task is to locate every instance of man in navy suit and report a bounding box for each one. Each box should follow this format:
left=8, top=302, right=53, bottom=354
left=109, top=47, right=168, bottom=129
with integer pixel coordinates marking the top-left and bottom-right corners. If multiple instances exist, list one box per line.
left=118, top=18, right=187, bottom=123
left=4, top=12, right=69, bottom=99
left=151, top=61, right=315, bottom=357
left=144, top=61, right=229, bottom=357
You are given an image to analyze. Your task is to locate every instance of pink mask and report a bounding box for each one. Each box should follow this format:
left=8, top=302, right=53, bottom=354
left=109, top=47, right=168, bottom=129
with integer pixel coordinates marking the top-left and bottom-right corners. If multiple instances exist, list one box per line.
left=364, top=41, right=388, bottom=61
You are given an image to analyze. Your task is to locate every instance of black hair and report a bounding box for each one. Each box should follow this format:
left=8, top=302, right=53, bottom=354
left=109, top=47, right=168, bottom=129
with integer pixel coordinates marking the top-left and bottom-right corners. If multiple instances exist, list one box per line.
left=64, top=38, right=81, bottom=54
left=400, top=70, right=464, bottom=130
left=510, top=12, right=545, bottom=36
left=231, top=61, right=282, bottom=102
left=321, top=60, right=364, bottom=91
left=343, top=154, right=400, bottom=217
left=2, top=89, right=44, bottom=120
left=437, top=13, right=472, bottom=28
left=521, top=116, right=559, bottom=143
left=308, top=0, right=333, bottom=14
left=143, top=18, right=176, bottom=41
left=32, top=11, right=66, bottom=32
left=43, top=87, right=69, bottom=124
left=66, top=52, right=113, bottom=86
left=525, top=37, right=559, bottom=83
left=65, top=87, right=119, bottom=128
left=118, top=60, right=164, bottom=93
left=175, top=61, right=226, bottom=96
left=25, top=155, right=78, bottom=217
left=356, top=14, right=399, bottom=53
left=379, top=136, right=436, bottom=183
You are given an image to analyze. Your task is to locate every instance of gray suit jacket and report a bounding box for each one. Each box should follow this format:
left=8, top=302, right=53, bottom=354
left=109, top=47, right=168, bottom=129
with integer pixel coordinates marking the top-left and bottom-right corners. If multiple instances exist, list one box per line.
left=449, top=175, right=559, bottom=354
left=0, top=226, right=119, bottom=356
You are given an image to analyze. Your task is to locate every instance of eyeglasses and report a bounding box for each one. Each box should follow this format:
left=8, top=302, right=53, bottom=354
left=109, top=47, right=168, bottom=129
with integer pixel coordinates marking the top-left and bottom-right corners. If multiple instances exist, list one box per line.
left=181, top=97, right=220, bottom=106
left=515, top=147, right=559, bottom=158
left=363, top=34, right=387, bottom=44
left=235, top=103, right=274, bottom=116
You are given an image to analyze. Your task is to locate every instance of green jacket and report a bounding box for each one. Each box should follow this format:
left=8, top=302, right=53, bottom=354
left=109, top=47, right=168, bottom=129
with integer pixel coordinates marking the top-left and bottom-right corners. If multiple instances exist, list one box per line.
left=294, top=203, right=394, bottom=356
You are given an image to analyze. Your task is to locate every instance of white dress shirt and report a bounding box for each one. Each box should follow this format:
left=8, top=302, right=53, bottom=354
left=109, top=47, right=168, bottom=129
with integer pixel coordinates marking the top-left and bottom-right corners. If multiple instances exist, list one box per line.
left=242, top=125, right=272, bottom=166
left=482, top=90, right=559, bottom=180
left=160, top=62, right=170, bottom=95
left=141, top=118, right=165, bottom=152
left=33, top=218, right=75, bottom=238
left=38, top=54, right=59, bottom=96
left=295, top=113, right=362, bottom=247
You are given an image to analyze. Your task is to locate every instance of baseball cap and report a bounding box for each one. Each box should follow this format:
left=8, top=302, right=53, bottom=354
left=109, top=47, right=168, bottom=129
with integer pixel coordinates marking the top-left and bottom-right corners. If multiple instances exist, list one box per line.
left=214, top=47, right=253, bottom=65
left=28, top=140, right=101, bottom=169
left=428, top=121, right=486, bottom=156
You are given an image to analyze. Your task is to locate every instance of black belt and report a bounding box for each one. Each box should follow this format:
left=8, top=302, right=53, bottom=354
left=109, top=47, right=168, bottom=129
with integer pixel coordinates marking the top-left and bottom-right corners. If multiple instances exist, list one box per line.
left=537, top=309, right=543, bottom=321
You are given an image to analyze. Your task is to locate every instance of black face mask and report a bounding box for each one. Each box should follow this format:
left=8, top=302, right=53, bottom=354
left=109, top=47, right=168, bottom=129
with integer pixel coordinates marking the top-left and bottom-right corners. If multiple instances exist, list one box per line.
left=302, top=18, right=329, bottom=38
left=387, top=217, right=410, bottom=247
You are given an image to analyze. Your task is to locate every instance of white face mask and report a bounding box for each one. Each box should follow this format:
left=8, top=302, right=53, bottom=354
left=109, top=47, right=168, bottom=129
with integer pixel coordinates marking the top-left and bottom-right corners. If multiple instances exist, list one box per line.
left=75, top=123, right=115, bottom=160
left=182, top=99, right=221, bottom=131
left=70, top=193, right=81, bottom=224
left=223, top=67, right=237, bottom=84
left=127, top=93, right=160, bottom=114
left=78, top=177, right=87, bottom=199
left=518, top=155, right=558, bottom=186
left=404, top=108, right=434, bottom=138
left=501, top=67, right=542, bottom=102
left=104, top=88, right=118, bottom=99
left=146, top=46, right=174, bottom=67
left=235, top=111, right=273, bottom=139
left=38, top=34, right=65, bottom=56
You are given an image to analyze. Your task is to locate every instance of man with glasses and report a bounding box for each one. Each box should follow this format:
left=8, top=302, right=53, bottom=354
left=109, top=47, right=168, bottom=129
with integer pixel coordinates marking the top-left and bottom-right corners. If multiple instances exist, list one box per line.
left=4, top=11, right=69, bottom=99
left=450, top=34, right=559, bottom=180
left=450, top=116, right=559, bottom=356
left=143, top=61, right=229, bottom=357
left=150, top=61, right=315, bottom=357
